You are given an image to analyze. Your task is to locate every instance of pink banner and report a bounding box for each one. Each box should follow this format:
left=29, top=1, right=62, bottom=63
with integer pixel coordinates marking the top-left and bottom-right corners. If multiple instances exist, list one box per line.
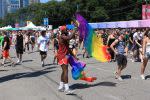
left=142, top=5, right=150, bottom=19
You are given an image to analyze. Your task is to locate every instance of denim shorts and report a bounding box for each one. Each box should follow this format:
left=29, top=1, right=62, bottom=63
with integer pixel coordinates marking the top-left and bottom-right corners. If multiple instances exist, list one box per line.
left=145, top=52, right=150, bottom=59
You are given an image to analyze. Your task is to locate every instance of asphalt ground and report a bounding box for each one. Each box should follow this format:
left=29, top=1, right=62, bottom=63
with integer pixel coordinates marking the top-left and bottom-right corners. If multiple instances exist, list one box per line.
left=0, top=46, right=150, bottom=100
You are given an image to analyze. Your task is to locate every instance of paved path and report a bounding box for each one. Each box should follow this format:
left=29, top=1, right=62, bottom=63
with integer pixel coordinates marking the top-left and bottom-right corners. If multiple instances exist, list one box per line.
left=0, top=47, right=150, bottom=100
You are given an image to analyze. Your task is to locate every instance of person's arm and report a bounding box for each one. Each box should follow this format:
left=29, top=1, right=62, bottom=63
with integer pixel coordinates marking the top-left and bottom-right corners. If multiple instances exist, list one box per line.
left=129, top=37, right=133, bottom=44
left=61, top=30, right=76, bottom=40
left=2, top=41, right=7, bottom=51
left=107, top=35, right=110, bottom=46
left=110, top=39, right=118, bottom=54
left=135, top=39, right=141, bottom=47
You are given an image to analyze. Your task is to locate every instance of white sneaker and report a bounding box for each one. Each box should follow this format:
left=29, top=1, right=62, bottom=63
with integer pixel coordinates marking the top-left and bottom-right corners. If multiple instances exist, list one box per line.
left=118, top=76, right=123, bottom=81
left=140, top=75, right=145, bottom=80
left=17, top=59, right=20, bottom=63
left=64, top=89, right=75, bottom=95
left=58, top=87, right=64, bottom=92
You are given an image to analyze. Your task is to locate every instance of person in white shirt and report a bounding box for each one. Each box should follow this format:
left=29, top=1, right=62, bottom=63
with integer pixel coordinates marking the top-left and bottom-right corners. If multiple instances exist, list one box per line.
left=37, top=31, right=49, bottom=67
left=132, top=30, right=143, bottom=62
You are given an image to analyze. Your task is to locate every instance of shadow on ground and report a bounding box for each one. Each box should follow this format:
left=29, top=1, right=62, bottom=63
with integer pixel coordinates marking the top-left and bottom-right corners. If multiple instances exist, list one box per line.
left=0, top=66, right=56, bottom=83
left=70, top=81, right=117, bottom=90
left=145, top=75, right=150, bottom=80
left=121, top=75, right=131, bottom=79
left=22, top=60, right=33, bottom=63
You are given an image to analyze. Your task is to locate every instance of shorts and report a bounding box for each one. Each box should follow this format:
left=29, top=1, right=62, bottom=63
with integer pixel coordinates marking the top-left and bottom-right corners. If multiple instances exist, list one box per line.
left=145, top=52, right=150, bottom=59
left=40, top=51, right=47, bottom=55
left=54, top=44, right=59, bottom=50
left=116, top=54, right=127, bottom=67
left=2, top=50, right=9, bottom=58
left=16, top=47, right=23, bottom=54
left=58, top=57, right=69, bottom=65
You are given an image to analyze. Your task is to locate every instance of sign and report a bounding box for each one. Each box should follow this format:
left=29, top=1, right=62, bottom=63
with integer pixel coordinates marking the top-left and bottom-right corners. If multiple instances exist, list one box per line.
left=142, top=5, right=150, bottom=19
left=43, top=18, right=49, bottom=26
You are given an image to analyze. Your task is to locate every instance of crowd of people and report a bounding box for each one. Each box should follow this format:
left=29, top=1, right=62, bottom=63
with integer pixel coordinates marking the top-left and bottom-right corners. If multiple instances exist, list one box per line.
left=0, top=27, right=150, bottom=94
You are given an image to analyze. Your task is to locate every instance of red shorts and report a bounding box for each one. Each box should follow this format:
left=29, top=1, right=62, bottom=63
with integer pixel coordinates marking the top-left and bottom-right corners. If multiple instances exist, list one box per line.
left=2, top=50, right=9, bottom=58
left=58, top=57, right=69, bottom=65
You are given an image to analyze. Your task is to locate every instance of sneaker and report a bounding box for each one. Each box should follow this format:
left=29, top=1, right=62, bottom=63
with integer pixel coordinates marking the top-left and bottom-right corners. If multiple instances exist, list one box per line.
left=41, top=61, right=44, bottom=67
left=58, top=87, right=64, bottom=92
left=140, top=75, right=145, bottom=80
left=17, top=59, right=20, bottom=64
left=64, top=89, right=75, bottom=95
left=20, top=61, right=23, bottom=64
left=42, top=63, right=44, bottom=67
left=118, top=76, right=123, bottom=81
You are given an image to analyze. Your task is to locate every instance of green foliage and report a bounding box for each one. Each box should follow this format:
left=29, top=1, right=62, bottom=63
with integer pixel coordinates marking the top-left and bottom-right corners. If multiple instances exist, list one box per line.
left=0, top=0, right=143, bottom=27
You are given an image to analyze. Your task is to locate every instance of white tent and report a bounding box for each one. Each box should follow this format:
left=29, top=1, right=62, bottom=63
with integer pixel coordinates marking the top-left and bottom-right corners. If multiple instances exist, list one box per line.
left=21, top=22, right=38, bottom=30
left=0, top=25, right=12, bottom=30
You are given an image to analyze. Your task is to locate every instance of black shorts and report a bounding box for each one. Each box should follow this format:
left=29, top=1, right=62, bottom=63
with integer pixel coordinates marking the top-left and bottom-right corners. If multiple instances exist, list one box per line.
left=54, top=43, right=59, bottom=50
left=40, top=51, right=47, bottom=55
left=16, top=47, right=23, bottom=54
left=116, top=54, right=127, bottom=67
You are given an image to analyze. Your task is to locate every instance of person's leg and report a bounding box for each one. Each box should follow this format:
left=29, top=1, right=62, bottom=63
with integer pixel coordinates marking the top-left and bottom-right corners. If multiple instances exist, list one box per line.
left=27, top=43, right=29, bottom=52
left=58, top=64, right=65, bottom=91
left=53, top=50, right=57, bottom=64
left=139, top=48, right=143, bottom=62
left=20, top=54, right=22, bottom=62
left=2, top=57, right=6, bottom=66
left=61, top=64, right=69, bottom=91
left=141, top=57, right=148, bottom=79
left=115, top=54, right=123, bottom=80
left=16, top=52, right=20, bottom=63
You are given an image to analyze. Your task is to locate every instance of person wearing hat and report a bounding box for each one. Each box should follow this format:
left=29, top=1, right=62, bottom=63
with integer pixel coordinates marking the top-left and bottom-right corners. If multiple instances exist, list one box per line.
left=140, top=30, right=150, bottom=80
left=57, top=26, right=76, bottom=94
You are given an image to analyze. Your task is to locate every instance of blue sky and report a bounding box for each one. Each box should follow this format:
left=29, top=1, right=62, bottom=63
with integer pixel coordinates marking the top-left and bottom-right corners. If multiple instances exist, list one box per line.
left=40, top=0, right=62, bottom=3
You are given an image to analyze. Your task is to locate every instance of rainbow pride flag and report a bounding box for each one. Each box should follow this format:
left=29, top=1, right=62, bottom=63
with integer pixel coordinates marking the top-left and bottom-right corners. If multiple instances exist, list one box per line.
left=75, top=13, right=111, bottom=62
left=68, top=55, right=97, bottom=82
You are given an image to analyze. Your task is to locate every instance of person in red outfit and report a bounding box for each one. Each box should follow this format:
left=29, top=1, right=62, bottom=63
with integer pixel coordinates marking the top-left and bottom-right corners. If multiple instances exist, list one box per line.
left=57, top=26, right=76, bottom=95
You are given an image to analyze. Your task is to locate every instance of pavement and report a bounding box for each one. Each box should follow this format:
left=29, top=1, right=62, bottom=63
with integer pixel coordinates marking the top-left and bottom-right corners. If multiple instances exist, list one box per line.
left=0, top=46, right=150, bottom=100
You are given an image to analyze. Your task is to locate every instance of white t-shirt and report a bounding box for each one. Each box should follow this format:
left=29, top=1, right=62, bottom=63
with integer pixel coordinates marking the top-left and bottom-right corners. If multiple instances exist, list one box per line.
left=46, top=32, right=51, bottom=39
left=133, top=32, right=143, bottom=41
left=38, top=36, right=49, bottom=52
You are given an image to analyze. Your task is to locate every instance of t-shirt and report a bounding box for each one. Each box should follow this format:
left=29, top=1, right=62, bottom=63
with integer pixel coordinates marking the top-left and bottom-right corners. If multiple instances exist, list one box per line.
left=116, top=39, right=125, bottom=55
left=2, top=36, right=10, bottom=50
left=0, top=36, right=4, bottom=46
left=16, top=35, right=23, bottom=48
left=37, top=36, right=49, bottom=52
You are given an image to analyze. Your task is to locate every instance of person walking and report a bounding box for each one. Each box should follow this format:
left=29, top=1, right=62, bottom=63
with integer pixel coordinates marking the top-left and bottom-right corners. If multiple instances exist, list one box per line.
left=37, top=31, right=49, bottom=67
left=15, top=31, right=24, bottom=64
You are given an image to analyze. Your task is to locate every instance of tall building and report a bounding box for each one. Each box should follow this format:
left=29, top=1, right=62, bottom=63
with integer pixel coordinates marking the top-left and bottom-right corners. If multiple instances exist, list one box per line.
left=7, top=0, right=20, bottom=13
left=0, top=0, right=7, bottom=19
left=29, top=0, right=40, bottom=5
left=20, top=0, right=29, bottom=7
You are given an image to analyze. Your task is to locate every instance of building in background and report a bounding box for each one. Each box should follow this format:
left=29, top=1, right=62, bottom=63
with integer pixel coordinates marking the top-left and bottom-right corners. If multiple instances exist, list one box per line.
left=7, top=0, right=20, bottom=13
left=20, top=0, right=29, bottom=7
left=29, top=0, right=40, bottom=4
left=0, top=0, right=7, bottom=18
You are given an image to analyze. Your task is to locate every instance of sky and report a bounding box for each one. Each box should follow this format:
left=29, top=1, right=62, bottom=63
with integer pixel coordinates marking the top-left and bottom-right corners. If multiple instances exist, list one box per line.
left=40, top=0, right=63, bottom=3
